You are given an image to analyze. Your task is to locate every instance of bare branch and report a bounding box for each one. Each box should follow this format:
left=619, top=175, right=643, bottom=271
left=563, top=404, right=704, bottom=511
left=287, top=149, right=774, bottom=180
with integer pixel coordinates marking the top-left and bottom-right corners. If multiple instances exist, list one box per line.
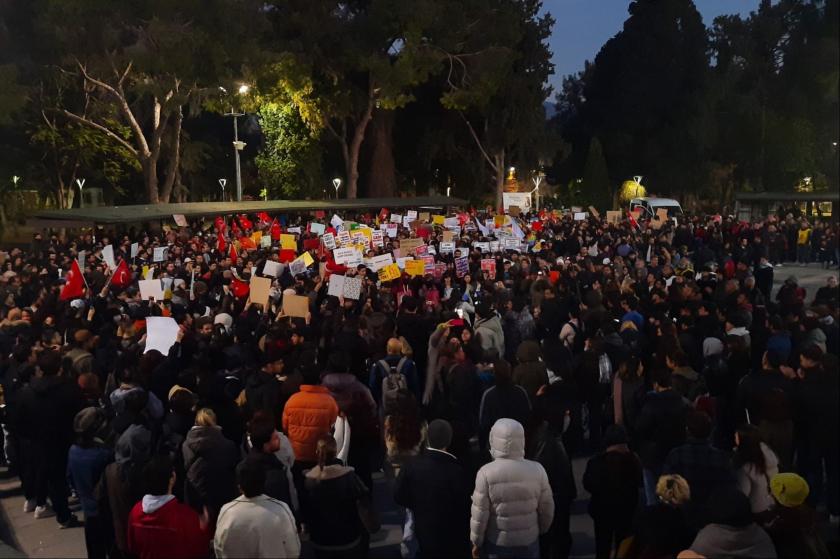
left=58, top=109, right=139, bottom=156
left=459, top=111, right=496, bottom=172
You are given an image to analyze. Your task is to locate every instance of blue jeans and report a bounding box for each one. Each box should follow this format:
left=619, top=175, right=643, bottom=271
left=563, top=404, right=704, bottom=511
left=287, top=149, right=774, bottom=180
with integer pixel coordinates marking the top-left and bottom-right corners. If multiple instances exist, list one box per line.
left=482, top=540, right=539, bottom=559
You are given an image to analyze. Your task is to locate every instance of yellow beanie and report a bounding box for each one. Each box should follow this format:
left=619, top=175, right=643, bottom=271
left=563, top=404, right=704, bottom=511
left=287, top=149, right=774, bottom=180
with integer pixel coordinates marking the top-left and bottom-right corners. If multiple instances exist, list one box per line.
left=770, top=473, right=809, bottom=508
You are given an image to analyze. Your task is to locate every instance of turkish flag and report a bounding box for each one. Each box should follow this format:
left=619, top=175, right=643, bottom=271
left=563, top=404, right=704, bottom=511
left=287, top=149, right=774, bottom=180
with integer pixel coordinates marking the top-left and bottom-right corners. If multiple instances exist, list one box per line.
left=231, top=277, right=250, bottom=298
left=229, top=244, right=238, bottom=263
left=238, top=214, right=253, bottom=231
left=627, top=211, right=638, bottom=230
left=217, top=232, right=227, bottom=254
left=60, top=260, right=85, bottom=301
left=239, top=236, right=256, bottom=250
left=111, top=260, right=132, bottom=289
left=214, top=216, right=226, bottom=233
left=270, top=219, right=282, bottom=241
left=278, top=249, right=297, bottom=263
left=303, top=238, right=320, bottom=251
left=257, top=212, right=271, bottom=225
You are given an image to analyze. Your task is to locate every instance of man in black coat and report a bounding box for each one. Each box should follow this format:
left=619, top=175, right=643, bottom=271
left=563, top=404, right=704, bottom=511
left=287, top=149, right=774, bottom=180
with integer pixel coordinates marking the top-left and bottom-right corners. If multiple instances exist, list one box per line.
left=394, top=419, right=471, bottom=558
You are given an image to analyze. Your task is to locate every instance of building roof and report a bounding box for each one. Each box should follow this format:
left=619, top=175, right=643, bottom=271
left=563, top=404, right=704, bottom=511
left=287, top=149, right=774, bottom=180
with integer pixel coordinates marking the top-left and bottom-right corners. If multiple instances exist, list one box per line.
left=735, top=192, right=839, bottom=202
left=31, top=196, right=467, bottom=225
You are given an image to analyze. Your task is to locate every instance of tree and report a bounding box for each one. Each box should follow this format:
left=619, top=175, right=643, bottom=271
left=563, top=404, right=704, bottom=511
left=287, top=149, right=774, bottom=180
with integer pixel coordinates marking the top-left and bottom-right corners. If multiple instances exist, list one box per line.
left=8, top=0, right=262, bottom=203
left=438, top=0, right=555, bottom=208
left=582, top=137, right=611, bottom=209
left=255, top=101, right=324, bottom=198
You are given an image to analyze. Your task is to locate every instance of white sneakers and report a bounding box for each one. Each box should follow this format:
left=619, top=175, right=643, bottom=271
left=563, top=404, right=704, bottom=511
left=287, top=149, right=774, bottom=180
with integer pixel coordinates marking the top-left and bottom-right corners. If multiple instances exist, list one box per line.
left=34, top=504, right=54, bottom=519
left=22, top=499, right=36, bottom=513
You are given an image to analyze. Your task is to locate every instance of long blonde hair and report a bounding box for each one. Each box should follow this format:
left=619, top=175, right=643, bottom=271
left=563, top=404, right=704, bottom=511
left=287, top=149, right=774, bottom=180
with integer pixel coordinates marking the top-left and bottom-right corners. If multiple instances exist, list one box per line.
left=195, top=408, right=217, bottom=427
left=315, top=434, right=338, bottom=478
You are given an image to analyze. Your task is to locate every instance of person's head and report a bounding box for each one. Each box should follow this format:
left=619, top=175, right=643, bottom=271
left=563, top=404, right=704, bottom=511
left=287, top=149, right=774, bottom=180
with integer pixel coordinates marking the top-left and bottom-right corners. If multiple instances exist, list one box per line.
left=236, top=458, right=266, bottom=499
left=651, top=367, right=672, bottom=391
left=799, top=344, right=824, bottom=369
left=315, top=434, right=338, bottom=471
left=493, top=359, right=512, bottom=386
left=827, top=275, right=837, bottom=288
left=685, top=410, right=712, bottom=440
left=36, top=349, right=62, bottom=377
left=195, top=407, right=217, bottom=427
left=143, top=454, right=175, bottom=496
left=665, top=349, right=689, bottom=370
left=762, top=350, right=783, bottom=370
left=707, top=487, right=754, bottom=527
left=426, top=419, right=453, bottom=451
left=73, top=407, right=107, bottom=447
left=734, top=424, right=768, bottom=472
left=656, top=474, right=691, bottom=506
left=248, top=411, right=279, bottom=454
left=386, top=337, right=402, bottom=356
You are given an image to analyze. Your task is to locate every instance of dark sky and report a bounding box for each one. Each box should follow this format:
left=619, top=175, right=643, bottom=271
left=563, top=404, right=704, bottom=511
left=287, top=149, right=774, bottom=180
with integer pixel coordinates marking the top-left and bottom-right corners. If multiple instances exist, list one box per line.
left=542, top=0, right=761, bottom=96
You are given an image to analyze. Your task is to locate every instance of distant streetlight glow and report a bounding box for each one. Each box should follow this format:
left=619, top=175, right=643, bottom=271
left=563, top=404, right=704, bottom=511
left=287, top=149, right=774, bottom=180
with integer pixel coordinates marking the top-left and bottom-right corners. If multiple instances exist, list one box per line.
left=332, top=178, right=342, bottom=198
left=238, top=84, right=250, bottom=95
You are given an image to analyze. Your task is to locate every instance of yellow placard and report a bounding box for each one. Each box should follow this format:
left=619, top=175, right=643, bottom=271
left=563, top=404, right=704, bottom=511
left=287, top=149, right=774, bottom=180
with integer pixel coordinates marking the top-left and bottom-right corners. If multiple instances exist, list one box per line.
left=377, top=263, right=401, bottom=282
left=280, top=234, right=296, bottom=251
left=432, top=215, right=445, bottom=225
left=302, top=251, right=315, bottom=267
left=494, top=215, right=506, bottom=227
left=405, top=259, right=426, bottom=277
left=251, top=231, right=263, bottom=244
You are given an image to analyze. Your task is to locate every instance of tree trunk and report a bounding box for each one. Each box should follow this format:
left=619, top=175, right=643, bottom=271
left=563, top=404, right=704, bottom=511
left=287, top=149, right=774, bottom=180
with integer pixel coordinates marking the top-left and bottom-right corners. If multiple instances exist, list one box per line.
left=367, top=109, right=396, bottom=198
left=144, top=158, right=160, bottom=204
left=345, top=100, right=375, bottom=199
left=159, top=107, right=183, bottom=204
left=494, top=151, right=505, bottom=210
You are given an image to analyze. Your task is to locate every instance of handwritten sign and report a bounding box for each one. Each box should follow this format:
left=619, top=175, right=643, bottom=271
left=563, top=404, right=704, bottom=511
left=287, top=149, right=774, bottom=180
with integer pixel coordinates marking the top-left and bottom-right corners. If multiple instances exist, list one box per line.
left=377, top=263, right=401, bottom=282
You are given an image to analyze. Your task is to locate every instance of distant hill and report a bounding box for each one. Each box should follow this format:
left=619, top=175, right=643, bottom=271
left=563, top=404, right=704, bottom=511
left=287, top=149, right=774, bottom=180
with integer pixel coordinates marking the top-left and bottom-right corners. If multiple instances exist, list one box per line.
left=543, top=101, right=556, bottom=120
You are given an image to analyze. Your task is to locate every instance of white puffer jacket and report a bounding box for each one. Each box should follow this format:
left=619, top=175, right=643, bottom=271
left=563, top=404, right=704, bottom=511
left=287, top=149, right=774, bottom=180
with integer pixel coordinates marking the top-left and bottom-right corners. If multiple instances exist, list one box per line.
left=470, top=418, right=554, bottom=548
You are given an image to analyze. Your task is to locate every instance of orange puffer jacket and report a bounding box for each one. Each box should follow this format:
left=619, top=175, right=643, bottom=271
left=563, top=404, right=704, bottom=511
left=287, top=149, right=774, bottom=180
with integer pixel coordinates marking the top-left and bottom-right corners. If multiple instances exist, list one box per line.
left=282, top=385, right=339, bottom=462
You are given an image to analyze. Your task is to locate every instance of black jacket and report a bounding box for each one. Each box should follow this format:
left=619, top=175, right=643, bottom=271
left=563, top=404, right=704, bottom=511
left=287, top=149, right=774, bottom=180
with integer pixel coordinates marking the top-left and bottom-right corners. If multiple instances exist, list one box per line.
left=478, top=383, right=531, bottom=449
left=182, top=426, right=239, bottom=517
left=243, top=450, right=292, bottom=508
left=394, top=449, right=471, bottom=558
left=583, top=447, right=642, bottom=520
left=635, top=389, right=688, bottom=468
left=302, top=462, right=368, bottom=548
left=13, top=374, right=84, bottom=448
left=244, top=370, right=281, bottom=416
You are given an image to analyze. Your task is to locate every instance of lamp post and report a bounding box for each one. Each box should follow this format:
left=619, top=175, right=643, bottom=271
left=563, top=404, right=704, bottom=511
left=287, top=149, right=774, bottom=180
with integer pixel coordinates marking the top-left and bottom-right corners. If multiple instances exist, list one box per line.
left=220, top=85, right=249, bottom=202
left=218, top=178, right=227, bottom=201
left=332, top=177, right=342, bottom=199
left=531, top=173, right=544, bottom=211
left=633, top=175, right=643, bottom=197
left=76, top=178, right=86, bottom=208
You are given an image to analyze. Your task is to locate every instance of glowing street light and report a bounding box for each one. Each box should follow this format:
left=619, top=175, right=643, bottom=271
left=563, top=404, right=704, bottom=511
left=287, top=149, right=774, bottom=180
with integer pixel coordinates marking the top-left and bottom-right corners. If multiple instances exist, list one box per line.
left=332, top=178, right=342, bottom=198
left=76, top=177, right=86, bottom=208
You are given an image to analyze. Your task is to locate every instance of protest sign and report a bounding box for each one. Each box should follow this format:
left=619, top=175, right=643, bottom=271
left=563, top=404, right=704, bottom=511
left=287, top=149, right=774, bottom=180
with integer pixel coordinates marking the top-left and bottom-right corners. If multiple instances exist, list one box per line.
left=139, top=279, right=164, bottom=300
left=442, top=230, right=456, bottom=242
left=342, top=276, right=362, bottom=300
left=573, top=212, right=587, bottom=221
left=322, top=233, right=336, bottom=250
left=331, top=214, right=343, bottom=228
left=250, top=276, right=272, bottom=309
left=309, top=222, right=326, bottom=235
left=337, top=230, right=352, bottom=246
left=327, top=274, right=346, bottom=298
left=153, top=246, right=169, bottom=262
left=144, top=317, right=180, bottom=355
left=173, top=214, right=187, bottom=227
left=263, top=260, right=282, bottom=278
left=405, top=259, right=426, bottom=277
left=261, top=235, right=272, bottom=248
left=371, top=230, right=384, bottom=247
left=289, top=257, right=306, bottom=277
left=455, top=255, right=469, bottom=277
left=282, top=294, right=309, bottom=318
left=130, top=242, right=139, bottom=259
left=377, top=263, right=401, bottom=282
left=102, top=245, right=116, bottom=270
left=333, top=247, right=356, bottom=265
left=588, top=206, right=600, bottom=218
left=280, top=234, right=297, bottom=251
left=419, top=212, right=430, bottom=222
left=606, top=210, right=621, bottom=224
left=370, top=253, right=394, bottom=271
left=481, top=258, right=496, bottom=276
left=390, top=213, right=403, bottom=224
left=439, top=242, right=455, bottom=254
left=400, top=238, right=425, bottom=254
left=432, top=215, right=445, bottom=225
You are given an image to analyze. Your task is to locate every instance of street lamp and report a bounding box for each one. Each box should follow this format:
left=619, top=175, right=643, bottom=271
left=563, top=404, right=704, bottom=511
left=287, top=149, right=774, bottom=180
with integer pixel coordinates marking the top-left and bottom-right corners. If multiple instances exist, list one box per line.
left=218, top=178, right=227, bottom=201
left=220, top=85, right=250, bottom=202
left=332, top=177, right=342, bottom=198
left=531, top=172, right=544, bottom=211
left=76, top=178, right=86, bottom=208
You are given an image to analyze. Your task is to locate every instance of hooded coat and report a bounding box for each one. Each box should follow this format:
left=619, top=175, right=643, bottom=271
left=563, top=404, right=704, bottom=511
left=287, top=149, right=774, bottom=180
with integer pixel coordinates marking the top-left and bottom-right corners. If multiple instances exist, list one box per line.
left=475, top=314, right=505, bottom=361
left=182, top=425, right=240, bottom=519
left=513, top=341, right=549, bottom=402
left=470, top=419, right=554, bottom=548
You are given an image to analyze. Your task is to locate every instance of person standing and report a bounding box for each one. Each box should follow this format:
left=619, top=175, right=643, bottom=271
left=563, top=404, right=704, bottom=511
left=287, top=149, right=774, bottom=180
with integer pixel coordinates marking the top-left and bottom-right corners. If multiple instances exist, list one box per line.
left=583, top=425, right=643, bottom=559
left=214, top=458, right=301, bottom=559
left=470, top=418, right=554, bottom=559
left=394, top=419, right=471, bottom=558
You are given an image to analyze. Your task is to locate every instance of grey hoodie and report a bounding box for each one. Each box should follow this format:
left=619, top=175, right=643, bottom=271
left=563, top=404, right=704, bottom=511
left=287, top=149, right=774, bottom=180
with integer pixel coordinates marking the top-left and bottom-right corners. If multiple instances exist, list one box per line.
left=475, top=315, right=505, bottom=360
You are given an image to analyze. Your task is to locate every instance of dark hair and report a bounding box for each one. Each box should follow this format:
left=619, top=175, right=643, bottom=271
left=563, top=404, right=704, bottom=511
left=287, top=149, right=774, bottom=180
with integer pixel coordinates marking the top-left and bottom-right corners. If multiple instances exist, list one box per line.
left=800, top=344, right=824, bottom=363
left=143, top=454, right=174, bottom=495
left=733, top=424, right=768, bottom=473
left=686, top=410, right=712, bottom=439
left=651, top=367, right=672, bottom=388
left=493, top=359, right=512, bottom=386
left=764, top=350, right=783, bottom=369
left=617, top=356, right=642, bottom=381
left=236, top=458, right=266, bottom=498
left=668, top=349, right=689, bottom=368
left=37, top=349, right=62, bottom=377
left=248, top=411, right=275, bottom=451
left=622, top=294, right=639, bottom=310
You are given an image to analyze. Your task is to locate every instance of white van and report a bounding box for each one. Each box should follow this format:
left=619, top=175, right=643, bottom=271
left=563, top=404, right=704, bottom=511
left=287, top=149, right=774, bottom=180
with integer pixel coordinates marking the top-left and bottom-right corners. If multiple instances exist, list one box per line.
left=629, top=197, right=683, bottom=219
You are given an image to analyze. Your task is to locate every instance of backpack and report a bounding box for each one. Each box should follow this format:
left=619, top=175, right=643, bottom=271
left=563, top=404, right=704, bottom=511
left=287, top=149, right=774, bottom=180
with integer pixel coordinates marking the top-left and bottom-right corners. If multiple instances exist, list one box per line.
left=380, top=357, right=408, bottom=414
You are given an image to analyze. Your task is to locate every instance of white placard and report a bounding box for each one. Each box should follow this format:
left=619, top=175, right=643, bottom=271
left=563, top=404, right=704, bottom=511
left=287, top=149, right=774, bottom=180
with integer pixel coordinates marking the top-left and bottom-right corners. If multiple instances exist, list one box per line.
left=263, top=260, right=283, bottom=278
left=153, top=246, right=168, bottom=262
left=396, top=257, right=413, bottom=269
left=144, top=316, right=180, bottom=355
left=333, top=247, right=357, bottom=265
left=138, top=279, right=164, bottom=300
left=322, top=233, right=336, bottom=250
left=439, top=242, right=455, bottom=254
left=402, top=216, right=414, bottom=228
left=342, top=276, right=362, bottom=300
left=261, top=235, right=272, bottom=248
left=331, top=214, right=343, bottom=228
left=444, top=217, right=459, bottom=228
left=370, top=253, right=394, bottom=271
left=407, top=210, right=418, bottom=219
left=130, top=242, right=139, bottom=258
left=371, top=230, right=384, bottom=247
left=337, top=230, right=352, bottom=246
left=574, top=212, right=587, bottom=221
left=102, top=245, right=116, bottom=270
left=327, top=274, right=346, bottom=298
left=309, top=222, right=325, bottom=235
left=287, top=227, right=301, bottom=234
left=390, top=213, right=403, bottom=224
left=385, top=224, right=398, bottom=238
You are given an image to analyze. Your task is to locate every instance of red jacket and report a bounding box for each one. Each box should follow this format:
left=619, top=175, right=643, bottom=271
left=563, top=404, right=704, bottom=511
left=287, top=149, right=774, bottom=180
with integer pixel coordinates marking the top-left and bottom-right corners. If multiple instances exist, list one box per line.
left=282, top=385, right=339, bottom=462
left=126, top=498, right=210, bottom=559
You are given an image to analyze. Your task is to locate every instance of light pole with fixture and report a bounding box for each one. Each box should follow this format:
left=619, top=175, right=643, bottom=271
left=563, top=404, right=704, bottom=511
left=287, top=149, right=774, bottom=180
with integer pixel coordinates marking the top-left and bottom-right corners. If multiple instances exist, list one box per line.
left=332, top=178, right=342, bottom=199
left=531, top=172, right=544, bottom=211
left=76, top=178, right=86, bottom=208
left=218, top=178, right=227, bottom=201
left=220, top=85, right=250, bottom=202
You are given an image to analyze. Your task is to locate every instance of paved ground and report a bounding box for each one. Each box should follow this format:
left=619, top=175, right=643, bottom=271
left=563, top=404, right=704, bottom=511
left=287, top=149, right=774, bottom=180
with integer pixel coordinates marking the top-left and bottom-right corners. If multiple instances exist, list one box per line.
left=770, top=262, right=838, bottom=304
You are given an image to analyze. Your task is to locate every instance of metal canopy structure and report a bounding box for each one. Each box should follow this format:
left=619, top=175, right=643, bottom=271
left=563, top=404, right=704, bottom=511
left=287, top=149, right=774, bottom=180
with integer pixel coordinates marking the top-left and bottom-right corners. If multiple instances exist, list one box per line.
left=31, top=196, right=467, bottom=225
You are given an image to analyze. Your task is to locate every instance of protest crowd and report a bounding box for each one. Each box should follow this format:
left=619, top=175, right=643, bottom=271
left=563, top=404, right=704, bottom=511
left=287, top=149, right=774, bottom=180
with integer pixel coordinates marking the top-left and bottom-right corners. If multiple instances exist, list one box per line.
left=0, top=204, right=838, bottom=559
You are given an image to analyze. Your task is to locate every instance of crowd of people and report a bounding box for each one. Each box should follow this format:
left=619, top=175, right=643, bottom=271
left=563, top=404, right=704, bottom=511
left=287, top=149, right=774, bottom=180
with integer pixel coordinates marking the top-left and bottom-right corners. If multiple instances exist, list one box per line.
left=0, top=205, right=838, bottom=559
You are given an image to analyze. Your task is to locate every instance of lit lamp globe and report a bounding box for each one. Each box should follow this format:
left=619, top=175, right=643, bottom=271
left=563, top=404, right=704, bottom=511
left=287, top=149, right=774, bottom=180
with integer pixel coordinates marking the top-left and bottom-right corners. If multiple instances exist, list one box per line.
left=619, top=180, right=646, bottom=205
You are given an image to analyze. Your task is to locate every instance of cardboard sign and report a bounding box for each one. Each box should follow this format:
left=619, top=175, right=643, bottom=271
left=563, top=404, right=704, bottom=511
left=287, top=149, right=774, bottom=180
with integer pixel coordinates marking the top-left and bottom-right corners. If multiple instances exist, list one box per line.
left=441, top=230, right=456, bottom=243
left=250, top=276, right=272, bottom=309
left=282, top=294, right=309, bottom=318
left=309, top=222, right=326, bottom=235
left=377, top=263, right=401, bottom=282
left=139, top=279, right=164, bottom=300
left=606, top=210, right=621, bottom=224
left=588, top=206, right=600, bottom=218
left=509, top=205, right=521, bottom=217
left=144, top=316, right=180, bottom=355
left=153, top=246, right=169, bottom=262
left=405, top=259, right=426, bottom=277
left=173, top=214, right=187, bottom=227
left=656, top=208, right=669, bottom=222
left=322, top=233, right=336, bottom=250
left=263, top=260, right=282, bottom=278
left=400, top=238, right=425, bottom=254
left=280, top=234, right=297, bottom=251
left=418, top=212, right=430, bottom=222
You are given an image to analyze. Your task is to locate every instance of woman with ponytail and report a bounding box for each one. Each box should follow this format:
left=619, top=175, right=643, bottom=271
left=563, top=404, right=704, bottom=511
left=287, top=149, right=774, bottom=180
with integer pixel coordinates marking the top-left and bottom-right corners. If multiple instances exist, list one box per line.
left=302, top=434, right=372, bottom=558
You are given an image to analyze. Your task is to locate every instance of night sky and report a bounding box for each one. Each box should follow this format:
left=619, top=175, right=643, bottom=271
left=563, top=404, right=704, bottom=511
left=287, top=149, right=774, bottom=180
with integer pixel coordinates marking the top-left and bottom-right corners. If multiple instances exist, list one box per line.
left=542, top=0, right=762, bottom=95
